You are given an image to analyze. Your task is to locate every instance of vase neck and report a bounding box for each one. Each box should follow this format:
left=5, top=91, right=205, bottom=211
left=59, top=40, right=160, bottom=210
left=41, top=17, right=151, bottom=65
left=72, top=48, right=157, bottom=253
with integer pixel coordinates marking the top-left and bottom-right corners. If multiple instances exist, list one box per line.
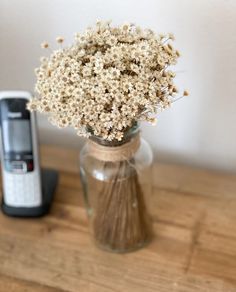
left=89, top=124, right=140, bottom=147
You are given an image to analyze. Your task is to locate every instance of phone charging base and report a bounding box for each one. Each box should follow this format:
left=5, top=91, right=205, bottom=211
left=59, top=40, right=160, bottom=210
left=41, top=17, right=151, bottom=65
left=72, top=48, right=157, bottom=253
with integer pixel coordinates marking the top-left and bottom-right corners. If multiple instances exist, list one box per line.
left=1, top=168, right=58, bottom=217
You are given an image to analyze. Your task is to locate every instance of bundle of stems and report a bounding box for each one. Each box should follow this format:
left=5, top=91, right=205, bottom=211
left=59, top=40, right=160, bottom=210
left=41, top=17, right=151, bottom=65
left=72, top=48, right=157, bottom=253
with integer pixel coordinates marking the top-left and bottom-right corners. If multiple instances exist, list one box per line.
left=92, top=159, right=152, bottom=252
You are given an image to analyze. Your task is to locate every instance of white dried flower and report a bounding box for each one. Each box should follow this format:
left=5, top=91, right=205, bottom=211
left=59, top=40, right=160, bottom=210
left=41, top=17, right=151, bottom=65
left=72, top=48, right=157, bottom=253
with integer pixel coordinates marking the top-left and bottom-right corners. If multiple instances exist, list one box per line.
left=41, top=42, right=49, bottom=49
left=56, top=36, right=64, bottom=44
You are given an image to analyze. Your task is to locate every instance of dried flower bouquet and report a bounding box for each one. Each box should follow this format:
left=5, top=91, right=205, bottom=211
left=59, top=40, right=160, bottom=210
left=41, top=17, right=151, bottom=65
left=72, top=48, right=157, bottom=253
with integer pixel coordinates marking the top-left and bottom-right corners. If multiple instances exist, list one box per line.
left=29, top=21, right=187, bottom=252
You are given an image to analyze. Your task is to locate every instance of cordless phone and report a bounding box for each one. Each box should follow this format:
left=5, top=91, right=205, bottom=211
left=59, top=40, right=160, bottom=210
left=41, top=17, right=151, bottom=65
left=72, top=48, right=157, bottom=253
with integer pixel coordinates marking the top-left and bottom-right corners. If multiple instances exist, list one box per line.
left=0, top=91, right=58, bottom=217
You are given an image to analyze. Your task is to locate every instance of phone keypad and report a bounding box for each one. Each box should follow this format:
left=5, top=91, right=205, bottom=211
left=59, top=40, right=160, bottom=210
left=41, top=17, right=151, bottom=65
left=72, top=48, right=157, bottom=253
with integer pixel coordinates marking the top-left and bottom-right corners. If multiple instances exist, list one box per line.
left=3, top=171, right=42, bottom=207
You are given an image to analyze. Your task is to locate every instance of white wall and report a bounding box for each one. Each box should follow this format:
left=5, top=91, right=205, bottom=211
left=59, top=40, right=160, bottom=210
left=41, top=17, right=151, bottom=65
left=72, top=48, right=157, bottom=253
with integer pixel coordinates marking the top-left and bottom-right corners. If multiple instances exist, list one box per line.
left=1, top=0, right=236, bottom=172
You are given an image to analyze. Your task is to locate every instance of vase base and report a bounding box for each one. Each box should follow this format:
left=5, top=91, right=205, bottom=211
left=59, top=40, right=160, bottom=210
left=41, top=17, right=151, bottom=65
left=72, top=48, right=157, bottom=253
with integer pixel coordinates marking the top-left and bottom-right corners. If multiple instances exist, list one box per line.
left=93, top=237, right=152, bottom=253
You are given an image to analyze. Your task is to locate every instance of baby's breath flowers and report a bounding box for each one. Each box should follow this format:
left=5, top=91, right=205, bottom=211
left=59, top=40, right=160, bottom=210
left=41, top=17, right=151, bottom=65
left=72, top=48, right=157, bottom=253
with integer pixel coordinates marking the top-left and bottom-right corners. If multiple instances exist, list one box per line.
left=29, top=21, right=186, bottom=141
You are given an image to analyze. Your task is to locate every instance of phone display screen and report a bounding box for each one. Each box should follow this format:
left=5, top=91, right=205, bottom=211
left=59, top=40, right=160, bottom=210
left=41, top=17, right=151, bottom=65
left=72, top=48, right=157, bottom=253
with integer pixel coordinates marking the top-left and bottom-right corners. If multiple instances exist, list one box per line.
left=2, top=120, right=32, bottom=153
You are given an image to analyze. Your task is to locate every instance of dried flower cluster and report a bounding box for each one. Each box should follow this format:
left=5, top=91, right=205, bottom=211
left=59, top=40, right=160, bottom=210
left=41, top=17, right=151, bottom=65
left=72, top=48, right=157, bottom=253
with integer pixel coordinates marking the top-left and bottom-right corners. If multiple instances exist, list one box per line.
left=28, top=21, right=187, bottom=141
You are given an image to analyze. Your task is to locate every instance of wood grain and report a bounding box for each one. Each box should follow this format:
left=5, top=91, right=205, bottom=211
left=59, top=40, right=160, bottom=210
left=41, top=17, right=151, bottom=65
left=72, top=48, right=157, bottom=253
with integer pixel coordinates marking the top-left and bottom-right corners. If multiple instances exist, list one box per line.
left=0, top=144, right=235, bottom=291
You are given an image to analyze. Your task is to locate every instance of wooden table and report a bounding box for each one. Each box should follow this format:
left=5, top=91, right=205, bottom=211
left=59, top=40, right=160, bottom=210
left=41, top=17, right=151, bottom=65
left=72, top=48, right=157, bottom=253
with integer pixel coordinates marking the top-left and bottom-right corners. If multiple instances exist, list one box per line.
left=0, top=145, right=236, bottom=292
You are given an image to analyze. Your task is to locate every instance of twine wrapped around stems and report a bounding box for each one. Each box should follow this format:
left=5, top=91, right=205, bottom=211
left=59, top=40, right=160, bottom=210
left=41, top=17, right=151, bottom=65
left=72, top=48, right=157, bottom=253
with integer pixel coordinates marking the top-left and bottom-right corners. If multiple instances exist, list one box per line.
left=87, top=133, right=141, bottom=162
left=86, top=133, right=152, bottom=252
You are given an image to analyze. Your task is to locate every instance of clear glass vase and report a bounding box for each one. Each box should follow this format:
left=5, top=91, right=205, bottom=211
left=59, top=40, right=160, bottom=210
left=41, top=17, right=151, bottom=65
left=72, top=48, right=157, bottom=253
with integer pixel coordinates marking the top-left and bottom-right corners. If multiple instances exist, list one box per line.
left=80, top=124, right=153, bottom=253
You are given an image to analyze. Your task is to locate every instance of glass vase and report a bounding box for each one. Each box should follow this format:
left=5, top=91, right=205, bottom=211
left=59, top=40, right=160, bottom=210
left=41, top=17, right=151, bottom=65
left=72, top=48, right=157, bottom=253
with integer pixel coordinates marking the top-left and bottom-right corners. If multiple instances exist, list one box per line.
left=79, top=124, right=153, bottom=253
